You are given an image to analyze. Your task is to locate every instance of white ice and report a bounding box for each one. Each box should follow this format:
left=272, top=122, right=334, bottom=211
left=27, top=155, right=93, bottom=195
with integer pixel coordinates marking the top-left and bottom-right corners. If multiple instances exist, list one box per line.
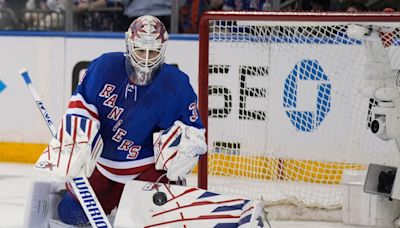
left=0, top=162, right=361, bottom=228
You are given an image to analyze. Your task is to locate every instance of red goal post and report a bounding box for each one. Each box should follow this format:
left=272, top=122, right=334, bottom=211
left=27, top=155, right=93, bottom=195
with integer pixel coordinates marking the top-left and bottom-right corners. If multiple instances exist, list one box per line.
left=197, top=11, right=400, bottom=208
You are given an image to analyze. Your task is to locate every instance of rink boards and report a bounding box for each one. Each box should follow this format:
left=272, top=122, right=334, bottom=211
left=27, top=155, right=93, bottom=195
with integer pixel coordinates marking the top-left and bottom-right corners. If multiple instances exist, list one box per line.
left=0, top=32, right=199, bottom=163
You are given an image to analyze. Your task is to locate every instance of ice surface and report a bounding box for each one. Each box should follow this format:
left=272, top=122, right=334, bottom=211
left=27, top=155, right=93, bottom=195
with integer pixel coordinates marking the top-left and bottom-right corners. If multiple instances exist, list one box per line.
left=0, top=162, right=360, bottom=228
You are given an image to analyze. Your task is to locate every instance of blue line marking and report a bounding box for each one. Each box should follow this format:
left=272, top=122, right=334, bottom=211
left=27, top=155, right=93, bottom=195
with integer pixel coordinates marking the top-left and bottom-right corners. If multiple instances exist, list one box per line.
left=0, top=80, right=6, bottom=93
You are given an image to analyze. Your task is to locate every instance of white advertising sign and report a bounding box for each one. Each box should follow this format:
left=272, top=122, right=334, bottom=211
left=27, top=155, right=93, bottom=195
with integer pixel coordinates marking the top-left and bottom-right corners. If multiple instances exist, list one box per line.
left=0, top=34, right=198, bottom=143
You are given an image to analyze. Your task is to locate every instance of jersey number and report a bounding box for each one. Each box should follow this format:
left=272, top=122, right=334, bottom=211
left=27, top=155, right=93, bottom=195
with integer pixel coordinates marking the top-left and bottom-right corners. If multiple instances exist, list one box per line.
left=189, top=102, right=198, bottom=122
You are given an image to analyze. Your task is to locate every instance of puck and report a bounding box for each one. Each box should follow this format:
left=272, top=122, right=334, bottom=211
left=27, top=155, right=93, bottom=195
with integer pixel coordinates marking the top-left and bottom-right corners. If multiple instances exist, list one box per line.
left=153, top=191, right=167, bottom=206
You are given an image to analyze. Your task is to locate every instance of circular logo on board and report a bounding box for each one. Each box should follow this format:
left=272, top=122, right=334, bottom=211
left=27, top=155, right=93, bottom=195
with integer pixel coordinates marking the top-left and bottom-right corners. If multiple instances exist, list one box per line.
left=283, top=59, right=331, bottom=132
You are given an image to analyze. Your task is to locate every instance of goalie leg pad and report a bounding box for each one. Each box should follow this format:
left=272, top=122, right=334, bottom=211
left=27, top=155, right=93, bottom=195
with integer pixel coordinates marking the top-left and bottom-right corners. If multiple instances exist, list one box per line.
left=238, top=200, right=268, bottom=228
left=23, top=180, right=65, bottom=228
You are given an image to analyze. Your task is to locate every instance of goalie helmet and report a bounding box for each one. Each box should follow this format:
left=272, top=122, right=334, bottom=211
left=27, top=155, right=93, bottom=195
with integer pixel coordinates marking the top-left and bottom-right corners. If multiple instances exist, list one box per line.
left=125, top=15, right=168, bottom=85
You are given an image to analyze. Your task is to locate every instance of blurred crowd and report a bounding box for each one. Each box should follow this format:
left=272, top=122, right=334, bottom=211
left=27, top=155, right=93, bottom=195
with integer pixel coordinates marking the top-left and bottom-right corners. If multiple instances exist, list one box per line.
left=0, top=0, right=398, bottom=33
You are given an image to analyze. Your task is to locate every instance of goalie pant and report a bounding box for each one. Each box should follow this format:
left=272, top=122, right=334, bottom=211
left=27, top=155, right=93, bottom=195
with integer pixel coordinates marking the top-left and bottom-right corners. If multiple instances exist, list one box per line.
left=58, top=166, right=170, bottom=226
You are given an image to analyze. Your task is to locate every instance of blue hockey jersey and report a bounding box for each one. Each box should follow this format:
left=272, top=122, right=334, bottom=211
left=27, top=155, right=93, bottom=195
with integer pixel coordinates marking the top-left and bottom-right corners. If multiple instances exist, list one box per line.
left=66, top=52, right=204, bottom=183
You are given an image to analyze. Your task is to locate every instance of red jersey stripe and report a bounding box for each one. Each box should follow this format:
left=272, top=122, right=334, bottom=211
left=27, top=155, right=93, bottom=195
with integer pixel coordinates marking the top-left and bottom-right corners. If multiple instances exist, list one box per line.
left=68, top=100, right=99, bottom=120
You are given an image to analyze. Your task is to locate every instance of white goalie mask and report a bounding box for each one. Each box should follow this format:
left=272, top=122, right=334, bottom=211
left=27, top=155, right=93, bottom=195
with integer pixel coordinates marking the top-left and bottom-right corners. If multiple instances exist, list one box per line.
left=125, top=15, right=168, bottom=85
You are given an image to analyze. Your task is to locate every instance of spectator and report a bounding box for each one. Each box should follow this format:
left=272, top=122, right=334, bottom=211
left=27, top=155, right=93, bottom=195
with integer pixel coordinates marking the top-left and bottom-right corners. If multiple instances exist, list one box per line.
left=383, top=7, right=395, bottom=12
left=0, top=0, right=17, bottom=29
left=340, top=0, right=366, bottom=12
left=24, top=0, right=65, bottom=30
left=114, top=0, right=171, bottom=32
left=73, top=0, right=108, bottom=12
left=73, top=0, right=123, bottom=31
left=302, top=0, right=330, bottom=11
left=179, top=0, right=225, bottom=33
left=26, top=0, right=65, bottom=13
left=222, top=0, right=266, bottom=10
left=365, top=0, right=398, bottom=11
left=47, top=0, right=65, bottom=12
left=179, top=0, right=208, bottom=33
left=209, top=0, right=224, bottom=10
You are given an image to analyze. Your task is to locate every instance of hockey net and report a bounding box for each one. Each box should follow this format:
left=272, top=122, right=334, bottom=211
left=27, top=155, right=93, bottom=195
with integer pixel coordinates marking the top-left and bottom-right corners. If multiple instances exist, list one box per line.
left=197, top=11, right=400, bottom=217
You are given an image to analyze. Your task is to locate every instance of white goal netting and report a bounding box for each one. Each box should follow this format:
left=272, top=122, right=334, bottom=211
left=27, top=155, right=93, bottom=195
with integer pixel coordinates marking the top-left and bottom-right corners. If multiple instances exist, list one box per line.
left=200, top=13, right=400, bottom=210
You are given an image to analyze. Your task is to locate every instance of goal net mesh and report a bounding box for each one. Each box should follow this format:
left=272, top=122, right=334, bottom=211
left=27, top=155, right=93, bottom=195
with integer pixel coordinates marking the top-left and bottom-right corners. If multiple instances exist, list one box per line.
left=200, top=13, right=400, bottom=209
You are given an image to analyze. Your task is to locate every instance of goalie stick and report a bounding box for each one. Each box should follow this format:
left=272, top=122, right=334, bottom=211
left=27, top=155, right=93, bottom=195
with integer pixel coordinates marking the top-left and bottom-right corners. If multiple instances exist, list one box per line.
left=19, top=69, right=112, bottom=228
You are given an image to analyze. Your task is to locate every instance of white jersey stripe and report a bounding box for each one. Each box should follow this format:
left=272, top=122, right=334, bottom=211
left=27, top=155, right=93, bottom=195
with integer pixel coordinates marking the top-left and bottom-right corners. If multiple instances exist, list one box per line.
left=66, top=108, right=98, bottom=121
left=97, top=156, right=154, bottom=169
left=70, top=93, right=98, bottom=114
left=96, top=164, right=140, bottom=184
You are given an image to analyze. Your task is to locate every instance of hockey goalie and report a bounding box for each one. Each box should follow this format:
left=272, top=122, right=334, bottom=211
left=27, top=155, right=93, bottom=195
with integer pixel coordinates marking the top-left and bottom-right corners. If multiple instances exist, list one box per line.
left=23, top=15, right=267, bottom=228
left=24, top=119, right=267, bottom=227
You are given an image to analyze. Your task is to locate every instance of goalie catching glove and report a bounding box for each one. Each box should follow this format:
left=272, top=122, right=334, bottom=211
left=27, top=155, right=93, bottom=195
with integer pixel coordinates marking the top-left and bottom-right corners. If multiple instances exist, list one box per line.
left=154, top=121, right=207, bottom=181
left=34, top=114, right=103, bottom=178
